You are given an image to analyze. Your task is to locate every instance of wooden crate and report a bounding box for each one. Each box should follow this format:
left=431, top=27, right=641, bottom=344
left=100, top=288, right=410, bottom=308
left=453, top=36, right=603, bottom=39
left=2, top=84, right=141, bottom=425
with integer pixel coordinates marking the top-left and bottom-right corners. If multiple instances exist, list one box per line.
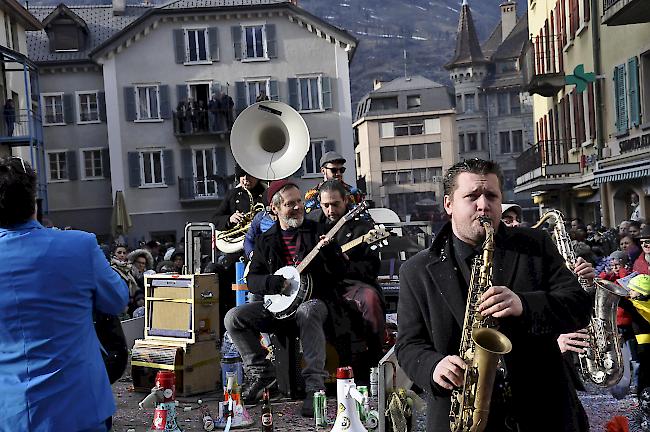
left=131, top=339, right=220, bottom=396
left=144, top=273, right=219, bottom=344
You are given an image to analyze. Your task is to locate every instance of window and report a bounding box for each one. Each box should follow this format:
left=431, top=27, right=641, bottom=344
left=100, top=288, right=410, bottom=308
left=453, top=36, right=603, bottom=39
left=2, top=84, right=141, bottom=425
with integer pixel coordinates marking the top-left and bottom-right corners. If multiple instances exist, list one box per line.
left=456, top=94, right=463, bottom=113
left=303, top=140, right=325, bottom=176
left=298, top=76, right=322, bottom=111
left=407, top=95, right=421, bottom=109
left=54, top=24, right=79, bottom=51
left=426, top=142, right=441, bottom=158
left=77, top=91, right=99, bottom=123
left=498, top=93, right=509, bottom=115
left=512, top=130, right=523, bottom=153
left=411, top=144, right=426, bottom=159
left=413, top=168, right=427, bottom=183
left=459, top=134, right=465, bottom=152
left=82, top=149, right=103, bottom=179
left=244, top=25, right=266, bottom=59
left=428, top=166, right=443, bottom=179
left=245, top=79, right=270, bottom=106
left=396, top=146, right=410, bottom=161
left=395, top=124, right=409, bottom=137
left=510, top=92, right=521, bottom=114
left=424, top=118, right=440, bottom=134
left=380, top=122, right=394, bottom=138
left=42, top=93, right=65, bottom=125
left=380, top=147, right=396, bottom=162
left=394, top=121, right=424, bottom=137
left=465, top=94, right=476, bottom=113
left=500, top=131, right=512, bottom=153
left=398, top=170, right=412, bottom=184
left=382, top=171, right=397, bottom=185
left=48, top=151, right=68, bottom=181
left=135, top=85, right=160, bottom=120
left=139, top=151, right=165, bottom=186
left=370, top=97, right=398, bottom=111
left=185, top=28, right=209, bottom=63
left=467, top=133, right=478, bottom=151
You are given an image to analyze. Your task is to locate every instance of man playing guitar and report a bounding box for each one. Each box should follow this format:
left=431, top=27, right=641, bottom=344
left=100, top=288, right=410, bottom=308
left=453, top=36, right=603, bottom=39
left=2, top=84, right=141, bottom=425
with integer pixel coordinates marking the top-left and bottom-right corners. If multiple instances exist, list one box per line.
left=223, top=179, right=348, bottom=417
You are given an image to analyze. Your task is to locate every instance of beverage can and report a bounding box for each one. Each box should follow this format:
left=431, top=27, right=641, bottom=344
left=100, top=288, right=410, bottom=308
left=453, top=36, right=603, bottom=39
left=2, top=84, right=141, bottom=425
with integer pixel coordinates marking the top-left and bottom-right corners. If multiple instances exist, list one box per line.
left=357, top=385, right=369, bottom=422
left=313, top=390, right=327, bottom=427
left=369, top=367, right=379, bottom=397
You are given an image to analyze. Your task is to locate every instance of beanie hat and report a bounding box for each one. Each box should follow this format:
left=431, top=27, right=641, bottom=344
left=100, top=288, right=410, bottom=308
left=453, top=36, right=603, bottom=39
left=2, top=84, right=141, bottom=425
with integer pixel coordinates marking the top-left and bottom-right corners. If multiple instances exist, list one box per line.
left=609, top=250, right=629, bottom=264
left=266, top=178, right=298, bottom=206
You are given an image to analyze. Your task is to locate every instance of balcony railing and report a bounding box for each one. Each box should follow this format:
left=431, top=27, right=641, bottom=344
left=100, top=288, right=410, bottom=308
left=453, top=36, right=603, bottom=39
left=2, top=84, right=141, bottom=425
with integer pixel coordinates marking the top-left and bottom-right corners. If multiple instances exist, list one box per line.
left=521, top=36, right=565, bottom=97
left=179, top=176, right=228, bottom=201
left=516, top=139, right=580, bottom=179
left=0, top=109, right=43, bottom=145
left=603, top=0, right=650, bottom=25
left=173, top=109, right=234, bottom=137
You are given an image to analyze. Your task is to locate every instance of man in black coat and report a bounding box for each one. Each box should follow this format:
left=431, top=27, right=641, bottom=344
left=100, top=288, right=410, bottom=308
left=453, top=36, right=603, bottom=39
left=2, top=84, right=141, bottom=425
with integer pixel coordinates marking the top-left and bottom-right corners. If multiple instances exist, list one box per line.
left=224, top=179, right=350, bottom=416
left=395, top=159, right=592, bottom=432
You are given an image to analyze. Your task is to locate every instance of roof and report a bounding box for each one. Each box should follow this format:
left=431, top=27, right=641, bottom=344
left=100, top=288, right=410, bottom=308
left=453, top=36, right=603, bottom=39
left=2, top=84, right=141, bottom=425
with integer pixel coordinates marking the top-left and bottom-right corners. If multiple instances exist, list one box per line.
left=372, top=75, right=446, bottom=93
left=490, top=14, right=528, bottom=61
left=27, top=5, right=151, bottom=63
left=444, top=1, right=486, bottom=70
left=158, top=0, right=287, bottom=9
left=1, top=0, right=43, bottom=31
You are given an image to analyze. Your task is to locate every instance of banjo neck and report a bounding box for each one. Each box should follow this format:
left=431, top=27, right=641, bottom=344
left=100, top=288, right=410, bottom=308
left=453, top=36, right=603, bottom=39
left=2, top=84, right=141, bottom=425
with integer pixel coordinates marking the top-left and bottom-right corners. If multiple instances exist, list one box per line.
left=295, top=215, right=348, bottom=274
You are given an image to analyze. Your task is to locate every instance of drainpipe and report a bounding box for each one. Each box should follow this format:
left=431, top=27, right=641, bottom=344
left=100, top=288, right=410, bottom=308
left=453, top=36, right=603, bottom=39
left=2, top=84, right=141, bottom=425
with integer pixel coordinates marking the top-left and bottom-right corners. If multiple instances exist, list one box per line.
left=591, top=0, right=608, bottom=225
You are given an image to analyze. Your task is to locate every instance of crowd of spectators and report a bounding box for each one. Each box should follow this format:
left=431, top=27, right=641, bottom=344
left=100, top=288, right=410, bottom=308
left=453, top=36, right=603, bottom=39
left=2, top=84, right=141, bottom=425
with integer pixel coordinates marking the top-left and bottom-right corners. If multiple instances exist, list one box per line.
left=174, top=91, right=235, bottom=134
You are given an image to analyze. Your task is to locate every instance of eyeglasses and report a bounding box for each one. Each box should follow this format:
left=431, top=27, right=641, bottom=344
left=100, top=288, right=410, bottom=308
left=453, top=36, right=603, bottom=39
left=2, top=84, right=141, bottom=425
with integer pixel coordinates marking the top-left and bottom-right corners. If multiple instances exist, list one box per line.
left=324, top=166, right=346, bottom=174
left=642, top=240, right=650, bottom=246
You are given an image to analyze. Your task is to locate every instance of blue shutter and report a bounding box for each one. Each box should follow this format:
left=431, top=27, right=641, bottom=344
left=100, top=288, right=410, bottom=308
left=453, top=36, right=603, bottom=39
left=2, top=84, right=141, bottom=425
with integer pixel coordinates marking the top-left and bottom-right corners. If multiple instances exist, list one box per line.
left=628, top=57, right=640, bottom=127
left=63, top=93, right=75, bottom=124
left=265, top=24, right=277, bottom=59
left=208, top=27, right=219, bottom=61
left=98, top=92, right=106, bottom=122
left=163, top=150, right=175, bottom=185
left=288, top=78, right=299, bottom=109
left=66, top=150, right=78, bottom=180
left=102, top=148, right=111, bottom=179
left=173, top=29, right=185, bottom=64
left=321, top=76, right=333, bottom=110
left=124, top=87, right=136, bottom=121
left=324, top=140, right=336, bottom=152
left=269, top=80, right=279, bottom=101
left=614, top=65, right=628, bottom=134
left=215, top=146, right=228, bottom=196
left=128, top=152, right=141, bottom=187
left=231, top=26, right=242, bottom=60
left=176, top=84, right=188, bottom=105
left=294, top=161, right=304, bottom=178
left=181, top=148, right=193, bottom=179
left=159, top=85, right=171, bottom=119
left=235, top=81, right=247, bottom=113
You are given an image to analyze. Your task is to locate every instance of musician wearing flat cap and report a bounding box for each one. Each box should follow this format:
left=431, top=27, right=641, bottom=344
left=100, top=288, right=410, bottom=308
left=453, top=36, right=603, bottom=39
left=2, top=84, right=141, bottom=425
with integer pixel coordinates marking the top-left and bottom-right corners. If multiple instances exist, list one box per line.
left=304, top=151, right=364, bottom=213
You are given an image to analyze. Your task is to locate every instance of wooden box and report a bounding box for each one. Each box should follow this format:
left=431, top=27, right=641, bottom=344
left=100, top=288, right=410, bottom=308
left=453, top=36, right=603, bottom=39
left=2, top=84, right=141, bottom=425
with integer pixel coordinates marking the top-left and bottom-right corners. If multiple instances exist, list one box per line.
left=131, top=339, right=220, bottom=396
left=144, top=273, right=219, bottom=344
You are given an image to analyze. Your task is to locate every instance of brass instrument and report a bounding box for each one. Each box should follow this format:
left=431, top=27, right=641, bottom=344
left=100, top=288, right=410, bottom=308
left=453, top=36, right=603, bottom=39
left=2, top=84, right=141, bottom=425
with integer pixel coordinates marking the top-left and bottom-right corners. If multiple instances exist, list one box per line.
left=533, top=210, right=627, bottom=387
left=214, top=186, right=265, bottom=254
left=449, top=217, right=513, bottom=432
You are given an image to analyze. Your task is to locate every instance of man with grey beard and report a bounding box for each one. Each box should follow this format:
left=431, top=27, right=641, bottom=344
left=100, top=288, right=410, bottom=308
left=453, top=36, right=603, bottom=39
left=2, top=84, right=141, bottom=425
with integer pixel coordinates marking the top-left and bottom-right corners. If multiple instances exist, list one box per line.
left=224, top=179, right=349, bottom=416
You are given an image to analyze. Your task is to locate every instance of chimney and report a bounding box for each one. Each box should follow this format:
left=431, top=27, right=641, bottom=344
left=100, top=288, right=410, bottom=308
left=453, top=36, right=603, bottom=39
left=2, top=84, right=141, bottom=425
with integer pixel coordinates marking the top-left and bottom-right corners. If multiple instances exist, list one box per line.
left=113, top=0, right=126, bottom=16
left=373, top=79, right=384, bottom=90
left=500, top=1, right=517, bottom=42
left=289, top=0, right=298, bottom=5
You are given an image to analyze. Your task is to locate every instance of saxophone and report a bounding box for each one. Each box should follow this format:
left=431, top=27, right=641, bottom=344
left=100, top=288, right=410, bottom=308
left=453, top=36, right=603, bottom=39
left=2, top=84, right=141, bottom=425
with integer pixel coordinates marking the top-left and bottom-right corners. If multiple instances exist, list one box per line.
left=214, top=186, right=265, bottom=254
left=533, top=210, right=628, bottom=387
left=449, top=216, right=513, bottom=432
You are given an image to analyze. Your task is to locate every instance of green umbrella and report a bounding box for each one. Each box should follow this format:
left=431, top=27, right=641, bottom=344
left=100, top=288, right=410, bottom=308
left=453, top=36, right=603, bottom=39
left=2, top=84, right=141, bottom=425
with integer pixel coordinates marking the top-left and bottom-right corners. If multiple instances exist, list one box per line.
left=111, top=190, right=132, bottom=237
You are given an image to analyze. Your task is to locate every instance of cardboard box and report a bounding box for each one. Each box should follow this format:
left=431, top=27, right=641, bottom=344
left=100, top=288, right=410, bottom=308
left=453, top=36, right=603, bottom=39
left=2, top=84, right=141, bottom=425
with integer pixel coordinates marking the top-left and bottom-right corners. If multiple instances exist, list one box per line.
left=131, top=339, right=220, bottom=396
left=144, top=273, right=219, bottom=344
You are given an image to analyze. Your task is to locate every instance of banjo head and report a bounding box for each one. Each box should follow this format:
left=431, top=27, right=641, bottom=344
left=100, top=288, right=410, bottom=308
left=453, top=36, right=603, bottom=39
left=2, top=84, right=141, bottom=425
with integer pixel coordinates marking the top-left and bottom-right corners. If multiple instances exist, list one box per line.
left=264, top=266, right=302, bottom=317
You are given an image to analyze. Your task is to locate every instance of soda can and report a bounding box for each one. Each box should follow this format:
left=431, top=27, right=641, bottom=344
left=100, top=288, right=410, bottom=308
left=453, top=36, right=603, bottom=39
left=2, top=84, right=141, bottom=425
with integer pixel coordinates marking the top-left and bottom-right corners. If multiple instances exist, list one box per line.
left=369, top=367, right=379, bottom=397
left=313, top=390, right=327, bottom=427
left=357, top=386, right=369, bottom=422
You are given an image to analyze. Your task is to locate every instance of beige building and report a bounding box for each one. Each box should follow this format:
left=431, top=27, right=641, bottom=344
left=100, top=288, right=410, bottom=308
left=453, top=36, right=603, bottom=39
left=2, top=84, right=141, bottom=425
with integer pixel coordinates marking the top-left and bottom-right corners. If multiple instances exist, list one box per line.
left=353, top=76, right=457, bottom=220
left=519, top=0, right=650, bottom=226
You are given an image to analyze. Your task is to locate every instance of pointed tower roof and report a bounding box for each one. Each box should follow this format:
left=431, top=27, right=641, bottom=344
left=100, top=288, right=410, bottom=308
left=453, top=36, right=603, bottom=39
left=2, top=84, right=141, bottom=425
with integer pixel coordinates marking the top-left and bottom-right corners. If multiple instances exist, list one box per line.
left=444, top=0, right=487, bottom=69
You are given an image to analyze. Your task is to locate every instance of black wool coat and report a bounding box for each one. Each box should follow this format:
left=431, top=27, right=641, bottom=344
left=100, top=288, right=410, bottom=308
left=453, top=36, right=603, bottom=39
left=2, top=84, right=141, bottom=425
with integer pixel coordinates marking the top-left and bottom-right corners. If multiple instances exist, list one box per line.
left=212, top=183, right=266, bottom=231
left=395, top=222, right=592, bottom=432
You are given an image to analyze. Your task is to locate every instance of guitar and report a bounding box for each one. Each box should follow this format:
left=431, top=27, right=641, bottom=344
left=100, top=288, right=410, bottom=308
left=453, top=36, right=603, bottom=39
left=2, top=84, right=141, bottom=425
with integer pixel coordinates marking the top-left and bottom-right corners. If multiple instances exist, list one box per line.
left=263, top=202, right=369, bottom=319
left=340, top=226, right=390, bottom=254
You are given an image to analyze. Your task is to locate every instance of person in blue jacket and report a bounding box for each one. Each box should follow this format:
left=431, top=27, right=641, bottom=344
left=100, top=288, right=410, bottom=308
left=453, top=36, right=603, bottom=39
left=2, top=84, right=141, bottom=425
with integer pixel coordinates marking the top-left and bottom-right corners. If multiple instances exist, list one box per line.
left=0, top=156, right=129, bottom=432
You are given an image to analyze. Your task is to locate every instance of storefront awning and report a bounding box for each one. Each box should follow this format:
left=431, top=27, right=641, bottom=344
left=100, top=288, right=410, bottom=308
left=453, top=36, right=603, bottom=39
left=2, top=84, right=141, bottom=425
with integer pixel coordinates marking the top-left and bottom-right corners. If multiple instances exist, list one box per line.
left=594, top=163, right=650, bottom=185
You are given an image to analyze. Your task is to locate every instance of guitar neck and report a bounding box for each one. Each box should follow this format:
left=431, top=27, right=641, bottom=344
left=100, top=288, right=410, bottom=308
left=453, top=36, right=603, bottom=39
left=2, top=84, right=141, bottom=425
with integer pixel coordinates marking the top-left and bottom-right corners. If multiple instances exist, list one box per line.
left=341, top=235, right=365, bottom=253
left=296, top=216, right=349, bottom=274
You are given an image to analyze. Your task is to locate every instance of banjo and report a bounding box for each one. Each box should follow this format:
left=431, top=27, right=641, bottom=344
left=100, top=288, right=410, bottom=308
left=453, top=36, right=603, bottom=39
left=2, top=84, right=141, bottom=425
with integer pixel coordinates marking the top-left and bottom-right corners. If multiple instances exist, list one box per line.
left=263, top=201, right=369, bottom=319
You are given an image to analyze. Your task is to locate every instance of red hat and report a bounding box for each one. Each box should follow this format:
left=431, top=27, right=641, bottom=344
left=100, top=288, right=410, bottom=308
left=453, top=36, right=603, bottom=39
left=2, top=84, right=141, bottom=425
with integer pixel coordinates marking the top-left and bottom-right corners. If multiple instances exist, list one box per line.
left=266, top=178, right=298, bottom=205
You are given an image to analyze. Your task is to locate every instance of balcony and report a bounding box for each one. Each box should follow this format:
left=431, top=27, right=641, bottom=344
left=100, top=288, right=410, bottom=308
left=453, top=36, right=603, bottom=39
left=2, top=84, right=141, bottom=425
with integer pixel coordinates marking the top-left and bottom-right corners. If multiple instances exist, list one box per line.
left=521, top=36, right=565, bottom=97
left=515, top=139, right=582, bottom=192
left=603, top=0, right=650, bottom=25
left=173, top=109, right=233, bottom=140
left=0, top=109, right=43, bottom=147
left=178, top=176, right=228, bottom=203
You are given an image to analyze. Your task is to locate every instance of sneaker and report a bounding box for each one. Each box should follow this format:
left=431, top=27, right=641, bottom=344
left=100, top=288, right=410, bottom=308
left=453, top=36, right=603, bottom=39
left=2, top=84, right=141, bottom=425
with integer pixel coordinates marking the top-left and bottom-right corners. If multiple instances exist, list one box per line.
left=242, top=376, right=276, bottom=404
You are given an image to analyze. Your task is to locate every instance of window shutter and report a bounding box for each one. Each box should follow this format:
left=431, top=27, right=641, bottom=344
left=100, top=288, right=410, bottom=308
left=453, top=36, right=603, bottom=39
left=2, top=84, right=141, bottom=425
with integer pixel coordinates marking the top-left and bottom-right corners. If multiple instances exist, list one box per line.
left=98, top=91, right=106, bottom=122
left=66, top=150, right=78, bottom=180
left=124, top=87, right=136, bottom=121
left=208, top=27, right=219, bottom=61
left=235, top=81, right=247, bottom=113
left=614, top=64, right=628, bottom=133
left=63, top=94, right=75, bottom=124
left=269, top=80, right=279, bottom=101
left=173, top=29, right=185, bottom=64
left=583, top=0, right=590, bottom=22
left=265, top=24, right=277, bottom=59
left=163, top=150, right=175, bottom=186
left=294, top=161, right=304, bottom=178
left=321, top=76, right=333, bottom=110
left=324, top=139, right=336, bottom=152
left=561, top=0, right=567, bottom=46
left=587, top=83, right=595, bottom=139
left=215, top=146, right=227, bottom=195
left=569, top=0, right=576, bottom=39
left=231, top=26, right=242, bottom=60
left=159, top=85, right=171, bottom=119
left=628, top=57, right=640, bottom=127
left=176, top=84, right=188, bottom=105
left=128, top=152, right=141, bottom=187
left=102, top=148, right=111, bottom=178
left=288, top=78, right=299, bottom=109
left=181, top=148, right=193, bottom=179
left=577, top=91, right=585, bottom=144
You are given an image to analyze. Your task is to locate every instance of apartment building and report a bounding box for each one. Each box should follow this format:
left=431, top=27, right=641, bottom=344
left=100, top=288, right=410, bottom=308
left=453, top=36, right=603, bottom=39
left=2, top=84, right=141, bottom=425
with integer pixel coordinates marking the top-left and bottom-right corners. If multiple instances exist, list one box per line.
left=27, top=0, right=357, bottom=244
left=353, top=76, right=457, bottom=220
left=445, top=0, right=535, bottom=220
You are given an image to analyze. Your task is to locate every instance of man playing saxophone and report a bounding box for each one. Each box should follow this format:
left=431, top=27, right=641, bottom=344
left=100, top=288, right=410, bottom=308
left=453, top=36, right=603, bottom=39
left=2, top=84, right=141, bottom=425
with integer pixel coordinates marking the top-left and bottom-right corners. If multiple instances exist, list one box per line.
left=396, top=159, right=591, bottom=432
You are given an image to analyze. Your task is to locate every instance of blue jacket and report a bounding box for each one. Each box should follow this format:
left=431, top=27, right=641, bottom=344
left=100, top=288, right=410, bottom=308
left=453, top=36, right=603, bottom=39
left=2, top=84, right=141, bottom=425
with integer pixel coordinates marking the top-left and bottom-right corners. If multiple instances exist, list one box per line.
left=243, top=211, right=275, bottom=259
left=0, top=220, right=128, bottom=432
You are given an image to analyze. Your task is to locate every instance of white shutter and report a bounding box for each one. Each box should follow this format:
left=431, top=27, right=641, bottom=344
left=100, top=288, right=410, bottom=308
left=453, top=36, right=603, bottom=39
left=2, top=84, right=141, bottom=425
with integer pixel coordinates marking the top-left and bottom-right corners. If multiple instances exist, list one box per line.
left=424, top=118, right=441, bottom=135
left=380, top=122, right=394, bottom=138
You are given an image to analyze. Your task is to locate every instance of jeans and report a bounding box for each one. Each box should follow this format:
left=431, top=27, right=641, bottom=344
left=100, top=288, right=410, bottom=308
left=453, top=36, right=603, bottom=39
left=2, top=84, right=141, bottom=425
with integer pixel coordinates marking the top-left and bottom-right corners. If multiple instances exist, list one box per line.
left=224, top=299, right=329, bottom=391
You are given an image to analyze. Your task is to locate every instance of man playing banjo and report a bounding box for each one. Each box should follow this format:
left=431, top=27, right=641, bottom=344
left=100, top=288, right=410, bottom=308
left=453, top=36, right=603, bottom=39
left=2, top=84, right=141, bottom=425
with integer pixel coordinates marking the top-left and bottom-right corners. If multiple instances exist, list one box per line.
left=223, top=179, right=351, bottom=416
